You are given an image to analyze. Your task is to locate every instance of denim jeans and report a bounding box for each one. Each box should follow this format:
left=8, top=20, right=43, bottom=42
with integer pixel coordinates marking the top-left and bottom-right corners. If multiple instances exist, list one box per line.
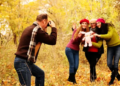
left=14, top=57, right=44, bottom=86
left=107, top=45, right=120, bottom=70
left=65, top=47, right=79, bottom=74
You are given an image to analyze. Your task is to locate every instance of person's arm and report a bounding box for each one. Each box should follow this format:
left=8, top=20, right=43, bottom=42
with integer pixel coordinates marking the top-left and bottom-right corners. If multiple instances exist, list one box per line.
left=92, top=40, right=103, bottom=48
left=72, top=36, right=82, bottom=43
left=37, top=21, right=57, bottom=45
left=37, top=27, right=57, bottom=45
left=72, top=30, right=83, bottom=44
left=96, top=27, right=113, bottom=39
left=72, top=23, right=76, bottom=31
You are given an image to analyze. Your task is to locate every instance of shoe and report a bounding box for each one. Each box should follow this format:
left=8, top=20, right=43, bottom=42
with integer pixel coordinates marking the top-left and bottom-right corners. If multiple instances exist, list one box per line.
left=110, top=68, right=120, bottom=81
left=68, top=73, right=76, bottom=84
left=114, top=68, right=120, bottom=81
left=109, top=70, right=115, bottom=85
left=116, top=74, right=120, bottom=81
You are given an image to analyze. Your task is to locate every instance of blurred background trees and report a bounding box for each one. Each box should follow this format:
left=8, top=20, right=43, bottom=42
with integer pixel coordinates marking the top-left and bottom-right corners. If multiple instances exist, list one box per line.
left=0, top=0, right=120, bottom=46
left=1, top=0, right=120, bottom=85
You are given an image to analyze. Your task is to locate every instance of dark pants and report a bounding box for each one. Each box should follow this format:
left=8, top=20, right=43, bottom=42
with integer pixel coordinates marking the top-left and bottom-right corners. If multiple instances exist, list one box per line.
left=65, top=47, right=79, bottom=74
left=14, top=57, right=45, bottom=86
left=85, top=52, right=101, bottom=81
left=107, top=45, right=120, bottom=70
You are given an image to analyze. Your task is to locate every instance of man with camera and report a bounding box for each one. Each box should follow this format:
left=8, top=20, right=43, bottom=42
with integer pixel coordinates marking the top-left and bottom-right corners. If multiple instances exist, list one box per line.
left=14, top=14, right=57, bottom=86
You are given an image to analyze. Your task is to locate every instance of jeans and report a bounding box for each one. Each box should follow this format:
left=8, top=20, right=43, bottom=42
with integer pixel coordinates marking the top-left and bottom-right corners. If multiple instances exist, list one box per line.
left=85, top=52, right=101, bottom=81
left=107, top=45, right=120, bottom=70
left=65, top=47, right=79, bottom=74
left=14, top=57, right=44, bottom=86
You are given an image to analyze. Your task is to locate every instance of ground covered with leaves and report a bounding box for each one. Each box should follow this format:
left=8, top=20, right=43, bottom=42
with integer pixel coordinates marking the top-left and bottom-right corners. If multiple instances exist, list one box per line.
left=0, top=39, right=120, bottom=86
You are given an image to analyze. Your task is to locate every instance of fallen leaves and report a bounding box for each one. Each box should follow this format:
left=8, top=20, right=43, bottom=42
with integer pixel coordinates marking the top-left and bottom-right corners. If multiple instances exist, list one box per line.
left=0, top=41, right=120, bottom=86
left=2, top=80, right=10, bottom=85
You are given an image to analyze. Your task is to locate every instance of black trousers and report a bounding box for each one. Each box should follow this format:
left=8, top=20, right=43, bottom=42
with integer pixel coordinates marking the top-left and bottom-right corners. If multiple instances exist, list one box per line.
left=85, top=52, right=102, bottom=81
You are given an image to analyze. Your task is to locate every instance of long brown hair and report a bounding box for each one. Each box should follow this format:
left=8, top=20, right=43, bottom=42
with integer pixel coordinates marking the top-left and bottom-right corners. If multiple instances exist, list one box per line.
left=73, top=25, right=89, bottom=40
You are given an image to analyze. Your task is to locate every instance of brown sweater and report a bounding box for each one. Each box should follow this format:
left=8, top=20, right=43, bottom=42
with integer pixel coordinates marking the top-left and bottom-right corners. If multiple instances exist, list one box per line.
left=15, top=24, right=57, bottom=60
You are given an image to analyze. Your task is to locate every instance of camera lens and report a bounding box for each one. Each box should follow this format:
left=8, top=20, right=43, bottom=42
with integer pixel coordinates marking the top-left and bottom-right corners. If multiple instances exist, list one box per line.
left=47, top=23, right=50, bottom=26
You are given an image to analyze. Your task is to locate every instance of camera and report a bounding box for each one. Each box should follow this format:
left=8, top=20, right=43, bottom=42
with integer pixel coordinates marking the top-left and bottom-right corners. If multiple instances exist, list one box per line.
left=47, top=21, right=51, bottom=27
left=47, top=23, right=50, bottom=26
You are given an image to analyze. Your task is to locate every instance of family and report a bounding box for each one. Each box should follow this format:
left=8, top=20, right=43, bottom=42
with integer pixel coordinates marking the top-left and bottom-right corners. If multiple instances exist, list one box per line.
left=14, top=14, right=120, bottom=86
left=66, top=18, right=120, bottom=85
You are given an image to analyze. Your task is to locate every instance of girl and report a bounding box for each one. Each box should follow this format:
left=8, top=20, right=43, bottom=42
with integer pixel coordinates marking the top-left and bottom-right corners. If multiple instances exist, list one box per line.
left=65, top=19, right=89, bottom=84
left=83, top=19, right=104, bottom=82
left=94, top=18, right=120, bottom=85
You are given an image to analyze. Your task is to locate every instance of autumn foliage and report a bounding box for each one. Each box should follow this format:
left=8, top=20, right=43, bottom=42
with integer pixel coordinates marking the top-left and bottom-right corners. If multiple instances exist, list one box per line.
left=0, top=0, right=120, bottom=86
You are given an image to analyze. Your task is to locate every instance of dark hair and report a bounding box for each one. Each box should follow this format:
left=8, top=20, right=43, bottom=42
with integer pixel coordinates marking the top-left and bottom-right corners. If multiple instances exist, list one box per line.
left=36, top=14, right=48, bottom=21
left=96, top=23, right=114, bottom=34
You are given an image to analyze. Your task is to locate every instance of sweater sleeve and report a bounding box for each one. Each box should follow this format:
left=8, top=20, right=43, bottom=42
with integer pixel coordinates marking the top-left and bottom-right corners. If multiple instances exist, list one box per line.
left=37, top=27, right=57, bottom=45
left=72, top=36, right=82, bottom=44
left=92, top=40, right=103, bottom=48
left=100, top=26, right=113, bottom=39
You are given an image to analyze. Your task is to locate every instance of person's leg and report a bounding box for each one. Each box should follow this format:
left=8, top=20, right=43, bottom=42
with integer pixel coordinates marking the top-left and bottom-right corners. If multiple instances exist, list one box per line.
left=114, top=45, right=120, bottom=80
left=65, top=47, right=75, bottom=83
left=107, top=47, right=114, bottom=71
left=14, top=57, right=32, bottom=86
left=31, top=64, right=45, bottom=86
left=92, top=53, right=102, bottom=80
left=107, top=47, right=115, bottom=85
left=91, top=53, right=101, bottom=81
left=65, top=47, right=74, bottom=74
left=89, top=53, right=98, bottom=82
left=74, top=50, right=79, bottom=74
left=85, top=52, right=93, bottom=81
left=85, top=52, right=99, bottom=82
left=85, top=52, right=91, bottom=64
left=95, top=54, right=102, bottom=64
left=73, top=50, right=79, bottom=84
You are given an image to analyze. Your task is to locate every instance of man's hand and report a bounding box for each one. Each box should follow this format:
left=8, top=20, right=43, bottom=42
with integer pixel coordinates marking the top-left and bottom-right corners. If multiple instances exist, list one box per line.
left=49, top=21, right=56, bottom=27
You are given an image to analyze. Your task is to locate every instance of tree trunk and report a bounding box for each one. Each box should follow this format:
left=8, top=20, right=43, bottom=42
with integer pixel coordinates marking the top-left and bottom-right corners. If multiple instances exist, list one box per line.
left=13, top=33, right=17, bottom=47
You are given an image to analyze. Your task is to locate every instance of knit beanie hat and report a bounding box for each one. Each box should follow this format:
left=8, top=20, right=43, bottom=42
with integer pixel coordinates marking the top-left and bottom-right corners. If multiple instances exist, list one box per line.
left=80, top=19, right=89, bottom=24
left=96, top=18, right=105, bottom=24
left=90, top=19, right=97, bottom=23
